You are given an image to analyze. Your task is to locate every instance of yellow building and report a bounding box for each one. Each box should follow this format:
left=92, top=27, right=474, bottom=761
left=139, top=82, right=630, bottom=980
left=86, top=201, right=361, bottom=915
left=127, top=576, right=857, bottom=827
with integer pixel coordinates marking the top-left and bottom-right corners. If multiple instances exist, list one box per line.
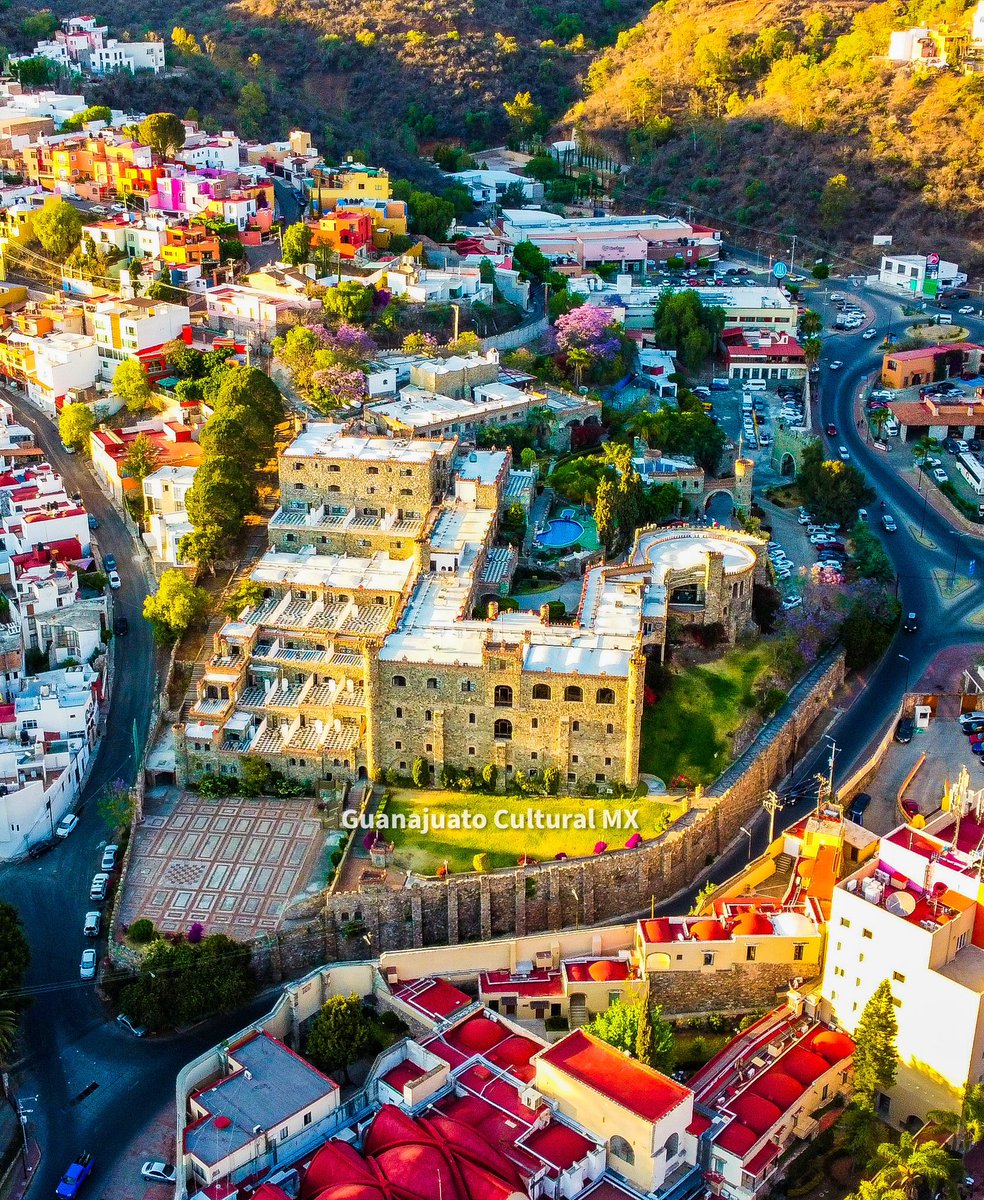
left=310, top=162, right=392, bottom=212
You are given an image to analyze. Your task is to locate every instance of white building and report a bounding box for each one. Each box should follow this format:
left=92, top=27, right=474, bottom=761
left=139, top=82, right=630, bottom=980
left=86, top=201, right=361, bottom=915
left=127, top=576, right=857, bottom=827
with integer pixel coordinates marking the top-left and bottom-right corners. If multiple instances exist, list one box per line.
left=879, top=253, right=963, bottom=293
left=447, top=168, right=543, bottom=204
left=143, top=464, right=196, bottom=566
left=177, top=133, right=242, bottom=173
left=88, top=297, right=190, bottom=380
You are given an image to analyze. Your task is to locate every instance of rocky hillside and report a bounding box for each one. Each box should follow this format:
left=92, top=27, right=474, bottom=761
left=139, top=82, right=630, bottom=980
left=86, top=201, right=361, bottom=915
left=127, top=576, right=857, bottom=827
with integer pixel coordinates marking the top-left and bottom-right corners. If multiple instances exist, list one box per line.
left=568, top=0, right=984, bottom=267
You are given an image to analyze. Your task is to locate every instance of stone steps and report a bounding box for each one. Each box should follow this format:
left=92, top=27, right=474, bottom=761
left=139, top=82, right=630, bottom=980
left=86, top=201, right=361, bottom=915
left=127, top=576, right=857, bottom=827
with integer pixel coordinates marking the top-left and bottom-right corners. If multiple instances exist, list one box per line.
left=568, top=1002, right=589, bottom=1028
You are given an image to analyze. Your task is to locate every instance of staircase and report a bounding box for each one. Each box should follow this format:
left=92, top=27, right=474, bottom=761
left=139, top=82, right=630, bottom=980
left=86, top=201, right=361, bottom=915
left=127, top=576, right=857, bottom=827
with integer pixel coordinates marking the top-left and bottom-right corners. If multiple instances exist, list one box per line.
left=568, top=1000, right=590, bottom=1028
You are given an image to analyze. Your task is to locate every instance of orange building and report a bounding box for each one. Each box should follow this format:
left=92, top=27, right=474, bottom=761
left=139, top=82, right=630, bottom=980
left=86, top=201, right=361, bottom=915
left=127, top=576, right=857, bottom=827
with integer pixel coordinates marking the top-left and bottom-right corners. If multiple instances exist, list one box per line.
left=161, top=225, right=220, bottom=269
left=311, top=210, right=375, bottom=259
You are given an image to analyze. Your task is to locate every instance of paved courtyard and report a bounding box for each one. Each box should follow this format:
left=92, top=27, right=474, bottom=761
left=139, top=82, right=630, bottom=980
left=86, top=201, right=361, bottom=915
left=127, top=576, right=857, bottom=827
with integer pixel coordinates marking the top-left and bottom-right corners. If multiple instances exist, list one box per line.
left=120, top=795, right=327, bottom=938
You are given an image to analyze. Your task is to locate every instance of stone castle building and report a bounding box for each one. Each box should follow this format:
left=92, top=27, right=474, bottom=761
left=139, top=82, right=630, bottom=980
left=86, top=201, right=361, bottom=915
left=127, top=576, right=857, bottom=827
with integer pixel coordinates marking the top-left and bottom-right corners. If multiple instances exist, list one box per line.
left=174, top=423, right=767, bottom=794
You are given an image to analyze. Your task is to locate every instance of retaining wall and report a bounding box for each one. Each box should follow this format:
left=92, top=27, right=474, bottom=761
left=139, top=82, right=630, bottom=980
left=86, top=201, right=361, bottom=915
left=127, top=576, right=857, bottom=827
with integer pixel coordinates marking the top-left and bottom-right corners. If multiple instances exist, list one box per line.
left=249, top=652, right=846, bottom=981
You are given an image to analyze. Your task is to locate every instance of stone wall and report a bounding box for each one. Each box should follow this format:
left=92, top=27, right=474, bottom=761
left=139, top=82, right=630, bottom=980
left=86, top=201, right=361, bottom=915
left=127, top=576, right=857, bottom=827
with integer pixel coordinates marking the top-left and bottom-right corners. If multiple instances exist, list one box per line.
left=648, top=960, right=820, bottom=1016
left=255, top=651, right=845, bottom=980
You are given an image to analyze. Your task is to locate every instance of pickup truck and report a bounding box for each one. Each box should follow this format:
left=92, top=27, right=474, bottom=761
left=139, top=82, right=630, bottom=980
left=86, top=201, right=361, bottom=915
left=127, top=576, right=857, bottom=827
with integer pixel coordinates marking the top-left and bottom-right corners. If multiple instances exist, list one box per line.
left=56, top=1154, right=93, bottom=1199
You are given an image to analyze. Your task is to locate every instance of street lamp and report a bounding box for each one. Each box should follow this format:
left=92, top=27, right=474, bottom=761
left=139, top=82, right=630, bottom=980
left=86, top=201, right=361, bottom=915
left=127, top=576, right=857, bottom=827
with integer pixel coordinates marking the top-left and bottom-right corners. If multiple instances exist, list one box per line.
left=898, top=653, right=911, bottom=695
left=739, top=825, right=753, bottom=862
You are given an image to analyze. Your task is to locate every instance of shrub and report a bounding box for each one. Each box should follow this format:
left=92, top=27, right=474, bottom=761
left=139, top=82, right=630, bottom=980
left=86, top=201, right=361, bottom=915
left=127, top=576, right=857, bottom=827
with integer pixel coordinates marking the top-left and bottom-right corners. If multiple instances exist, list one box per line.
left=129, top=918, right=155, bottom=943
left=411, top=756, right=428, bottom=788
left=187, top=922, right=205, bottom=944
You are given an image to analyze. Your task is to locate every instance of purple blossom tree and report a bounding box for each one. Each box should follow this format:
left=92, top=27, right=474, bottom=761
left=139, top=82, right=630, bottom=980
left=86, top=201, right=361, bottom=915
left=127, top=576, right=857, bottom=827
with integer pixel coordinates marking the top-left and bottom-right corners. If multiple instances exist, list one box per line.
left=555, top=304, right=616, bottom=351
left=311, top=365, right=369, bottom=411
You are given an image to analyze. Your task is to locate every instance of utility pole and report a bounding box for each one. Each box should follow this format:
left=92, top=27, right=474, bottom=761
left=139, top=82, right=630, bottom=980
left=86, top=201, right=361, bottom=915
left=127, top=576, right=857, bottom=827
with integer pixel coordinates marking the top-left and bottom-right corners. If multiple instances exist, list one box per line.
left=762, top=790, right=782, bottom=845
left=790, top=234, right=797, bottom=278
left=451, top=304, right=460, bottom=344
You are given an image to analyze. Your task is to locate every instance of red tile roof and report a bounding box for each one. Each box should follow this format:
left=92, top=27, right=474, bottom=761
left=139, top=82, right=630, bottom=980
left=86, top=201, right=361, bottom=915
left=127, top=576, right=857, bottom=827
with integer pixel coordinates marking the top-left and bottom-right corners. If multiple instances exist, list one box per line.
left=537, top=1030, right=690, bottom=1123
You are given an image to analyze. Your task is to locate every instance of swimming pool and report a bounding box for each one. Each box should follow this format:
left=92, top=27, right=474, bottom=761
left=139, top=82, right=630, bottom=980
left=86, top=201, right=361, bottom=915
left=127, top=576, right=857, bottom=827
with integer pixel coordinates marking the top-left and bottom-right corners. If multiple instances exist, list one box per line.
left=536, top=510, right=585, bottom=549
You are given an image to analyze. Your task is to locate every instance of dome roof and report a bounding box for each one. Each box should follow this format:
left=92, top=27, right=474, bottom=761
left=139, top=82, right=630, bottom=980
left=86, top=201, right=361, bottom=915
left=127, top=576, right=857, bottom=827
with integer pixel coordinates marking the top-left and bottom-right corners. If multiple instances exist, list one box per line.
left=782, top=1048, right=829, bottom=1085
left=487, top=1034, right=541, bottom=1069
left=303, top=1141, right=375, bottom=1200
left=770, top=911, right=814, bottom=938
left=690, top=919, right=727, bottom=942
left=641, top=917, right=673, bottom=943
left=731, top=912, right=774, bottom=937
left=731, top=1093, right=782, bottom=1135
left=449, top=1016, right=507, bottom=1055
left=253, top=1187, right=292, bottom=1200
left=588, top=960, right=622, bottom=981
left=718, top=1121, right=758, bottom=1155
left=807, top=1028, right=855, bottom=1064
left=750, top=1072, right=804, bottom=1109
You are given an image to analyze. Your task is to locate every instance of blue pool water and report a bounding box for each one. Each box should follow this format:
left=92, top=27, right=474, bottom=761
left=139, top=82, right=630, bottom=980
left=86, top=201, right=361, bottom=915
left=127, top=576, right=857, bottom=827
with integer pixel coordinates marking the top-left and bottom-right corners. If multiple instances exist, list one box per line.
left=536, top=516, right=585, bottom=549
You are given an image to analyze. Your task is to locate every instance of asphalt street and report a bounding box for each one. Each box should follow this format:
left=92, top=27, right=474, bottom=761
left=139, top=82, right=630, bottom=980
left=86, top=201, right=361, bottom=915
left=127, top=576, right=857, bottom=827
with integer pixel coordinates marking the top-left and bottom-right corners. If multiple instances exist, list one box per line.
left=0, top=391, right=167, bottom=1200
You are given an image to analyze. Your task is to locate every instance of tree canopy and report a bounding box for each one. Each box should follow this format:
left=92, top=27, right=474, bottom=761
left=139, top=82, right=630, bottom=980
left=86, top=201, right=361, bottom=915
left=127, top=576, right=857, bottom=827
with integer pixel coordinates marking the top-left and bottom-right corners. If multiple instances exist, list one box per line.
left=852, top=979, right=899, bottom=1111
left=0, top=902, right=30, bottom=998
left=33, top=199, right=83, bottom=260
left=281, top=222, right=312, bottom=266
left=118, top=933, right=253, bottom=1031
left=797, top=440, right=874, bottom=526
left=304, top=993, right=374, bottom=1082
left=138, top=112, right=187, bottom=158
left=651, top=291, right=725, bottom=370
left=143, top=570, right=209, bottom=644
left=58, top=402, right=95, bottom=453
left=112, top=359, right=153, bottom=411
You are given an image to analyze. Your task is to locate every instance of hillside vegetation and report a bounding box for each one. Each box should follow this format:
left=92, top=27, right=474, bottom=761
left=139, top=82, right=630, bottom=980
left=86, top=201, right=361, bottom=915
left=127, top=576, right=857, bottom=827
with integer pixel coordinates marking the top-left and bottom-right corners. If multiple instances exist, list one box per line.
left=571, top=0, right=984, bottom=265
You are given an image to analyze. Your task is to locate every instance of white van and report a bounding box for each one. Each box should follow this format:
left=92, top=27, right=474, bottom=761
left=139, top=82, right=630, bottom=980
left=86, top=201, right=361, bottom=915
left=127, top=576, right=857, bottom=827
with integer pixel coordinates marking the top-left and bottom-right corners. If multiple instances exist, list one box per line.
left=938, top=313, right=953, bottom=325
left=745, top=379, right=767, bottom=391
left=883, top=417, right=899, bottom=437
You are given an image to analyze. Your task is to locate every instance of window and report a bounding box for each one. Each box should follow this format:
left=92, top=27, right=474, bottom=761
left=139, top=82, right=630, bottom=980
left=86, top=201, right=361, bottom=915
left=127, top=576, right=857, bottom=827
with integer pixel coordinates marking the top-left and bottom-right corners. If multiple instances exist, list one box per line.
left=426, top=678, right=438, bottom=690
left=468, top=746, right=476, bottom=755
left=605, top=757, right=612, bottom=767
left=892, top=997, right=902, bottom=1008
left=532, top=683, right=551, bottom=700
left=395, top=707, right=403, bottom=719
left=746, top=945, right=756, bottom=962
left=279, top=1127, right=289, bottom=1141
left=564, top=686, right=583, bottom=703
left=367, top=466, right=379, bottom=474
left=606, top=723, right=614, bottom=735
left=425, top=709, right=432, bottom=722
left=596, top=687, right=615, bottom=704
left=425, top=743, right=432, bottom=752
left=572, top=720, right=580, bottom=732
left=392, top=675, right=406, bottom=688
left=461, top=680, right=474, bottom=693
left=893, top=971, right=906, bottom=984
left=468, top=712, right=476, bottom=725
left=793, top=944, right=805, bottom=961
left=703, top=952, right=714, bottom=967
left=394, top=741, right=402, bottom=750
left=958, top=931, right=969, bottom=951
left=530, top=751, right=538, bottom=760
left=664, top=1133, right=679, bottom=1159
left=303, top=1112, right=312, bottom=1127
left=609, top=1136, right=634, bottom=1166
left=494, top=718, right=513, bottom=740
left=862, top=928, right=872, bottom=939
left=595, top=773, right=606, bottom=783
left=494, top=684, right=513, bottom=708
left=840, top=918, right=850, bottom=928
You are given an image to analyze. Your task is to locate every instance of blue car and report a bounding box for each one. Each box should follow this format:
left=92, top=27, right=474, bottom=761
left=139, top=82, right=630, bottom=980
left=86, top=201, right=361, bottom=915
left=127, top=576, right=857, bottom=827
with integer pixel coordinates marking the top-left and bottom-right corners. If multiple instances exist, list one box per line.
left=102, top=554, right=116, bottom=571
left=56, top=1155, right=93, bottom=1199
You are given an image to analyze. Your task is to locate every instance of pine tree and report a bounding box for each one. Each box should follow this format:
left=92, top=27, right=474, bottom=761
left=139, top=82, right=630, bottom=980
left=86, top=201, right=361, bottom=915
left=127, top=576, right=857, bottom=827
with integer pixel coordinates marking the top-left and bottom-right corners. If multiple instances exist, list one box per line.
left=595, top=476, right=617, bottom=553
left=852, top=979, right=898, bottom=1110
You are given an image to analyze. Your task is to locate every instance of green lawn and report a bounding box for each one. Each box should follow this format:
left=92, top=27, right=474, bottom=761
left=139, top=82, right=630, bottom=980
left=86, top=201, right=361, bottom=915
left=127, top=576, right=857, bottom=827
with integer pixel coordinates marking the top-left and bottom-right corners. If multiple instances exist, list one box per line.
left=640, top=645, right=776, bottom=787
left=383, top=789, right=680, bottom=875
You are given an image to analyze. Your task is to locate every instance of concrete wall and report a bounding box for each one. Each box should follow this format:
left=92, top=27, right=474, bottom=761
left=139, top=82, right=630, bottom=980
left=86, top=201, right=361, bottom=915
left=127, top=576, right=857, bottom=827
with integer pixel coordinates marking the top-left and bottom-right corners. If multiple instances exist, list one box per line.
left=248, top=652, right=845, bottom=980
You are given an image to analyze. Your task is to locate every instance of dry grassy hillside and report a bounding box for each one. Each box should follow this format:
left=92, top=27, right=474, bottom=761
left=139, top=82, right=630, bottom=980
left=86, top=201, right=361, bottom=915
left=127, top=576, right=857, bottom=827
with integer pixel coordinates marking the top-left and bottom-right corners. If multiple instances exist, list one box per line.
left=570, top=0, right=984, bottom=266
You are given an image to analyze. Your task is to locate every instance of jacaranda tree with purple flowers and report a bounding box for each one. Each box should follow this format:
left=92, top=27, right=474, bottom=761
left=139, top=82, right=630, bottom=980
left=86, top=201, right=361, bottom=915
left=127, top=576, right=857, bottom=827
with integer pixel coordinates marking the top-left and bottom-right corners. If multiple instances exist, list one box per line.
left=552, top=304, right=633, bottom=387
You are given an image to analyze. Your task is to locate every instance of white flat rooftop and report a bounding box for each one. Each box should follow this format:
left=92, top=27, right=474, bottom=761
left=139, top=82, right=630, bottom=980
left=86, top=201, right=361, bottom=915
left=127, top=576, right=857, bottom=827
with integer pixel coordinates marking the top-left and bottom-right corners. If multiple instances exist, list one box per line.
left=634, top=530, right=758, bottom=576
left=250, top=548, right=414, bottom=593
left=456, top=451, right=508, bottom=485
left=283, top=422, right=455, bottom=463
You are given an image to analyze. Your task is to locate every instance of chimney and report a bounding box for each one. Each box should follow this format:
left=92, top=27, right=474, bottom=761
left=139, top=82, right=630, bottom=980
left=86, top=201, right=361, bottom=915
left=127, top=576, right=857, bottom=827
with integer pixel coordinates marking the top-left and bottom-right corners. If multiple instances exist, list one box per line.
left=487, top=601, right=499, bottom=620
left=540, top=603, right=551, bottom=625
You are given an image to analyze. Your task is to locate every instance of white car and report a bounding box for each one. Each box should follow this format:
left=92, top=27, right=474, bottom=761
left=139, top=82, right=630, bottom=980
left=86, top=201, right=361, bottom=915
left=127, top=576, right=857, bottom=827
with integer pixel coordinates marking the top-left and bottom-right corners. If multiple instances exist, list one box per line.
left=797, top=512, right=811, bottom=524
left=932, top=467, right=949, bottom=483
left=55, top=813, right=79, bottom=838
left=862, top=329, right=878, bottom=340
left=101, top=843, right=119, bottom=872
left=140, top=1163, right=176, bottom=1185
left=782, top=596, right=803, bottom=610
left=829, top=361, right=843, bottom=370
left=923, top=456, right=942, bottom=468
left=959, top=305, right=975, bottom=315
left=838, top=446, right=851, bottom=460
left=89, top=873, right=109, bottom=901
left=80, top=949, right=97, bottom=980
left=108, top=570, right=122, bottom=590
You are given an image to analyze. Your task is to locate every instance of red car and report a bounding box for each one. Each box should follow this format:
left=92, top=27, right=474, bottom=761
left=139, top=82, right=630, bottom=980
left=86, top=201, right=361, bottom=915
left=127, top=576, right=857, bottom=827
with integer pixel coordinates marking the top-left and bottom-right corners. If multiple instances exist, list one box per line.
left=826, top=423, right=837, bottom=436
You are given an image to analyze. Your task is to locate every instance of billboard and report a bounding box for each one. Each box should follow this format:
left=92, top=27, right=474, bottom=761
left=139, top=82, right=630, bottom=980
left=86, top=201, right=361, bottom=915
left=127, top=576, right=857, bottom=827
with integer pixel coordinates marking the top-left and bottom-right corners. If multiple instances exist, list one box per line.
left=873, top=234, right=893, bottom=246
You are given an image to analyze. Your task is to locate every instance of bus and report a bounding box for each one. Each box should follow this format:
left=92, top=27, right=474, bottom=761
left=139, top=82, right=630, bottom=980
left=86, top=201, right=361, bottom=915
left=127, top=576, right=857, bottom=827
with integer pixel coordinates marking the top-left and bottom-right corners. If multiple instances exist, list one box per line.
left=956, top=452, right=984, bottom=495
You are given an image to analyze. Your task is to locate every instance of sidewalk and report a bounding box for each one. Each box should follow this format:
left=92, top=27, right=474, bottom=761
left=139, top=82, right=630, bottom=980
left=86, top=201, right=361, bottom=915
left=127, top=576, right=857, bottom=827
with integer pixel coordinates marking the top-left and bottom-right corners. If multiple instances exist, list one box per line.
left=1, top=1138, right=40, bottom=1200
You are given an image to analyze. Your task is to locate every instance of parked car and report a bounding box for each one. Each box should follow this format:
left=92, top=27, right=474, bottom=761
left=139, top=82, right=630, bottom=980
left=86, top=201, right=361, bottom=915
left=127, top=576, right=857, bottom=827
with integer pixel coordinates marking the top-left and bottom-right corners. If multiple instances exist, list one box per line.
left=932, top=467, right=949, bottom=484
left=83, top=911, right=100, bottom=937
left=141, top=1164, right=176, bottom=1185
left=894, top=716, right=914, bottom=744
left=903, top=612, right=918, bottom=633
left=117, top=1013, right=147, bottom=1037
left=113, top=616, right=128, bottom=636
left=882, top=514, right=897, bottom=532
left=79, top=949, right=97, bottom=980
left=781, top=596, right=802, bottom=610
left=960, top=711, right=984, bottom=728
left=101, top=844, right=118, bottom=872
left=848, top=792, right=872, bottom=823
left=944, top=437, right=962, bottom=454
left=838, top=446, right=851, bottom=461
left=56, top=1155, right=93, bottom=1199
left=28, top=838, right=56, bottom=859
left=107, top=570, right=122, bottom=590
left=55, top=813, right=79, bottom=838
left=89, top=873, right=109, bottom=901
left=102, top=554, right=116, bottom=571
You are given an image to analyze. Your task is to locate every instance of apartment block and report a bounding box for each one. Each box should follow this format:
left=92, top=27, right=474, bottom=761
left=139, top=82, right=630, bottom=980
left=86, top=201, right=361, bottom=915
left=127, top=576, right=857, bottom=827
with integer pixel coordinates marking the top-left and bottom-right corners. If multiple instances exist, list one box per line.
left=87, top=296, right=191, bottom=381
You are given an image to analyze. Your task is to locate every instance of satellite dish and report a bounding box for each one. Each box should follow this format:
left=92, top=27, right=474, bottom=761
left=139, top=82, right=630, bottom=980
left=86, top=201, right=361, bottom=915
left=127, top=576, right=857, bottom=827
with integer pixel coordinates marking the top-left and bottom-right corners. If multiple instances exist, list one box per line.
left=885, top=891, right=916, bottom=917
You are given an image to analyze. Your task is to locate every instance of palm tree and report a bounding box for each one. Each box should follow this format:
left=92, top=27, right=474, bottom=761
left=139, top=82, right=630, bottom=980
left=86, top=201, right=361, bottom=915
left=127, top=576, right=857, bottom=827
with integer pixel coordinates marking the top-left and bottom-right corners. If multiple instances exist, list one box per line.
left=870, top=406, right=892, bottom=442
left=801, top=309, right=823, bottom=337
left=871, top=1132, right=961, bottom=1200
left=803, top=336, right=823, bottom=366
left=929, top=1081, right=984, bottom=1150
left=849, top=1180, right=907, bottom=1200
left=0, top=998, right=17, bottom=1064
left=912, top=434, right=941, bottom=468
left=567, top=347, right=592, bottom=388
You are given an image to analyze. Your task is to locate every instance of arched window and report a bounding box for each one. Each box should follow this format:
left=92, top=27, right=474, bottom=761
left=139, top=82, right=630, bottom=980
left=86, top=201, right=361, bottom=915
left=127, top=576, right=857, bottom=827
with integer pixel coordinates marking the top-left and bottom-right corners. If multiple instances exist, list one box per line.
left=664, top=1133, right=679, bottom=1159
left=494, top=718, right=513, bottom=741
left=596, top=687, right=615, bottom=705
left=532, top=683, right=551, bottom=701
left=564, top=685, right=583, bottom=703
left=392, top=675, right=406, bottom=688
left=494, top=684, right=513, bottom=708
left=426, top=677, right=439, bottom=690
left=609, top=1135, right=634, bottom=1165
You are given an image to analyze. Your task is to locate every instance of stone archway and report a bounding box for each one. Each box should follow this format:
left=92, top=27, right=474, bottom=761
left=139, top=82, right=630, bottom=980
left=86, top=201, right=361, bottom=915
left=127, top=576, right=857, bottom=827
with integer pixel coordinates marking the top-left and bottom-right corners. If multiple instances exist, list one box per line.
left=779, top=452, right=796, bottom=477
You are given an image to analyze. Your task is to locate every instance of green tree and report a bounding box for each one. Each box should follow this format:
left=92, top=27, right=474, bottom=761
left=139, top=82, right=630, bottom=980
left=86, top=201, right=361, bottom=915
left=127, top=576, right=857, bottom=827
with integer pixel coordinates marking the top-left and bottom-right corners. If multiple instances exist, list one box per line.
left=797, top=440, right=873, bottom=526
left=503, top=90, right=544, bottom=137
left=166, top=341, right=206, bottom=379
left=178, top=525, right=230, bottom=573
left=652, top=290, right=725, bottom=369
left=838, top=1102, right=879, bottom=1166
left=323, top=281, right=376, bottom=324
left=870, top=406, right=891, bottom=441
left=304, top=994, right=374, bottom=1082
left=913, top=434, right=941, bottom=468
left=128, top=918, right=155, bottom=944
left=0, top=902, right=30, bottom=998
left=803, top=336, right=823, bottom=366
left=98, top=780, right=135, bottom=830
left=143, top=570, right=209, bottom=644
left=584, top=999, right=639, bottom=1055
left=121, top=432, right=160, bottom=482
left=852, top=979, right=899, bottom=1111
left=200, top=404, right=274, bottom=469
left=842, top=589, right=900, bottom=670
left=58, top=402, right=95, bottom=453
left=225, top=579, right=265, bottom=617
left=635, top=986, right=675, bottom=1073
left=118, top=933, right=253, bottom=1031
left=33, top=199, right=83, bottom=260
left=411, top=756, right=428, bottom=787
left=14, top=58, right=55, bottom=87
left=214, top=364, right=284, bottom=430
left=239, top=758, right=272, bottom=797
left=60, top=105, right=112, bottom=132
left=138, top=113, right=186, bottom=158
left=405, top=190, right=455, bottom=242
left=929, top=1082, right=984, bottom=1149
left=812, top=262, right=831, bottom=280
left=281, top=222, right=312, bottom=266
left=237, top=83, right=268, bottom=140
left=112, top=359, right=153, bottom=411
left=819, top=173, right=857, bottom=231
left=800, top=309, right=822, bottom=337
left=595, top=475, right=617, bottom=552
left=0, top=998, right=18, bottom=1064
left=871, top=1133, right=960, bottom=1200
left=850, top=521, right=894, bottom=585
